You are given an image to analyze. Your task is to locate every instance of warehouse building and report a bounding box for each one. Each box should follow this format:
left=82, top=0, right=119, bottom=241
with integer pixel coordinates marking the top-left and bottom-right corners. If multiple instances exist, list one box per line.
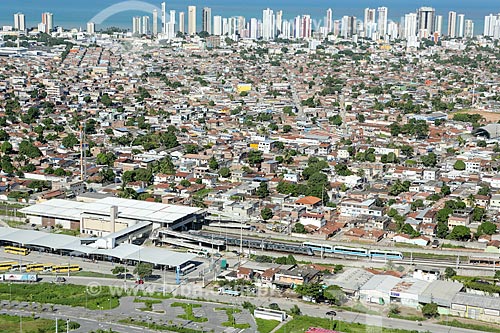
left=20, top=197, right=205, bottom=237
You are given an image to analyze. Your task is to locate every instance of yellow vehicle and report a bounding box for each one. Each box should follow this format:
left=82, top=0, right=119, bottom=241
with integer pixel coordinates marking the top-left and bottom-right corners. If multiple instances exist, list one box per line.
left=4, top=246, right=30, bottom=256
left=51, top=265, right=80, bottom=273
left=26, top=264, right=45, bottom=272
left=0, top=261, right=18, bottom=271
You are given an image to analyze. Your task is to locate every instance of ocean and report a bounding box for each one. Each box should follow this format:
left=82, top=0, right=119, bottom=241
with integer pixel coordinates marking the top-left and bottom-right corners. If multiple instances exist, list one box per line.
left=0, top=0, right=497, bottom=32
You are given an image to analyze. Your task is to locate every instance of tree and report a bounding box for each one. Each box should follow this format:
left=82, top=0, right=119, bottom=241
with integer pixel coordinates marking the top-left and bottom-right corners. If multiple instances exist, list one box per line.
left=100, top=93, right=112, bottom=107
left=180, top=179, right=191, bottom=187
left=283, top=125, right=292, bottom=133
left=401, top=224, right=420, bottom=237
left=219, top=167, right=231, bottom=178
left=453, top=160, right=466, bottom=171
left=0, top=129, right=9, bottom=141
left=294, top=283, right=323, bottom=301
left=100, top=168, right=116, bottom=183
left=441, top=185, right=451, bottom=196
left=96, top=152, right=116, bottom=166
left=289, top=305, right=301, bottom=316
left=477, top=186, right=490, bottom=196
left=256, top=182, right=269, bottom=198
left=445, top=267, right=456, bottom=279
left=18, top=141, right=42, bottom=159
left=421, top=303, right=439, bottom=318
left=261, top=207, right=273, bottom=221
left=436, top=221, right=449, bottom=239
left=323, top=285, right=346, bottom=306
left=247, top=150, right=263, bottom=166
left=111, top=266, right=127, bottom=275
left=0, top=142, right=13, bottom=154
left=293, top=223, right=307, bottom=234
left=477, top=221, right=497, bottom=236
left=62, top=133, right=79, bottom=149
left=421, top=153, right=437, bottom=167
left=448, top=225, right=471, bottom=241
left=209, top=156, right=219, bottom=171
left=133, top=262, right=153, bottom=279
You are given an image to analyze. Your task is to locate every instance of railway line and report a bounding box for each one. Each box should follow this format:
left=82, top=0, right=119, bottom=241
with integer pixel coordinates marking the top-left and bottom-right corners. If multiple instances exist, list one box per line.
left=190, top=230, right=500, bottom=272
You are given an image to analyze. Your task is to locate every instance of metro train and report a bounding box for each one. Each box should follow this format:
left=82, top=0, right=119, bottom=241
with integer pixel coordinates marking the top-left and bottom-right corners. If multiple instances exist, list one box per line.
left=302, top=242, right=404, bottom=260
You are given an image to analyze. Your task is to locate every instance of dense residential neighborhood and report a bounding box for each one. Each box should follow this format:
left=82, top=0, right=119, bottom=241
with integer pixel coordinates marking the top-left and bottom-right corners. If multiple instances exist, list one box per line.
left=0, top=4, right=500, bottom=333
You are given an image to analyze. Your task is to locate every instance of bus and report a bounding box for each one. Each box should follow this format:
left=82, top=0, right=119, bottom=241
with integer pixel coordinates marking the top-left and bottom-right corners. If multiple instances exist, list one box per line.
left=26, top=264, right=46, bottom=272
left=51, top=265, right=81, bottom=273
left=11, top=264, right=27, bottom=271
left=0, top=261, right=18, bottom=271
left=179, top=263, right=196, bottom=276
left=4, top=246, right=30, bottom=256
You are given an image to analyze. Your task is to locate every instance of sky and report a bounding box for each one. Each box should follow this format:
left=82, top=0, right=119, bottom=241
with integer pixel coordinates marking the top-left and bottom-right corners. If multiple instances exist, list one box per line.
left=0, top=0, right=498, bottom=30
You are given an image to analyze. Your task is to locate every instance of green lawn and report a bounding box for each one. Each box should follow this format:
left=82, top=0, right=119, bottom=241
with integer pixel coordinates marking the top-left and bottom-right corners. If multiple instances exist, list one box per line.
left=438, top=319, right=500, bottom=333
left=0, top=314, right=80, bottom=333
left=256, top=318, right=280, bottom=333
left=171, top=302, right=208, bottom=322
left=275, top=316, right=420, bottom=333
left=0, top=283, right=119, bottom=310
left=134, top=298, right=163, bottom=312
left=119, top=318, right=206, bottom=333
left=70, top=271, right=118, bottom=279
left=215, top=307, right=251, bottom=329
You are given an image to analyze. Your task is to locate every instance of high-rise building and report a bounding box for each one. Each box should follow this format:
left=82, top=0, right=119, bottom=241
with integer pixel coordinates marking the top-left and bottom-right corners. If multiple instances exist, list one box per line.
left=377, top=7, right=388, bottom=37
left=435, top=15, right=443, bottom=35
left=326, top=8, right=333, bottom=33
left=42, top=12, right=53, bottom=32
left=213, top=16, right=222, bottom=36
left=457, top=14, right=465, bottom=38
left=249, top=18, right=258, bottom=39
left=276, top=10, right=283, bottom=35
left=341, top=16, right=356, bottom=38
left=417, top=7, right=435, bottom=38
left=293, top=16, right=301, bottom=39
left=262, top=8, right=275, bottom=40
left=404, top=13, right=418, bottom=38
left=161, top=2, right=166, bottom=34
left=364, top=8, right=376, bottom=38
left=282, top=20, right=291, bottom=39
left=448, top=11, right=457, bottom=38
left=86, top=22, right=95, bottom=34
left=202, top=7, right=211, bottom=34
left=14, top=13, right=25, bottom=31
left=132, top=16, right=141, bottom=35
left=179, top=12, right=185, bottom=34
left=152, top=9, right=158, bottom=36
left=301, top=15, right=312, bottom=39
left=484, top=14, right=496, bottom=36
left=387, top=21, right=399, bottom=40
left=142, top=16, right=150, bottom=35
left=222, top=18, right=228, bottom=35
left=464, top=19, right=474, bottom=38
left=188, top=6, right=197, bottom=35
left=166, top=10, right=176, bottom=38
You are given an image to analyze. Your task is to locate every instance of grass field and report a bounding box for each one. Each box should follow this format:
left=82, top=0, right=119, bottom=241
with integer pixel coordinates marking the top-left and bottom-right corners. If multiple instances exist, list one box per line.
left=119, top=318, right=206, bottom=333
left=438, top=319, right=500, bottom=333
left=216, top=307, right=251, bottom=329
left=256, top=318, right=280, bottom=333
left=0, top=314, right=80, bottom=333
left=171, top=302, right=208, bottom=322
left=275, top=316, right=420, bottom=333
left=0, top=283, right=119, bottom=310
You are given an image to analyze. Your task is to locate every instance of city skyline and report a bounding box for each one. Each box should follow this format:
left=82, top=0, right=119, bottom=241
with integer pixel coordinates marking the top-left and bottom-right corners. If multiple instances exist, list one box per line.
left=0, top=1, right=498, bottom=32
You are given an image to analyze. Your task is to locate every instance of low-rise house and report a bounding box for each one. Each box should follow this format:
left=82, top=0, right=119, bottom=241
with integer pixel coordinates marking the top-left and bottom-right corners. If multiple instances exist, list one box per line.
left=450, top=293, right=500, bottom=324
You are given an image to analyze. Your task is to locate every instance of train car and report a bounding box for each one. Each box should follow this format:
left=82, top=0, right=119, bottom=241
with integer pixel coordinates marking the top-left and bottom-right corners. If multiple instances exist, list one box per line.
left=369, top=250, right=404, bottom=260
left=333, top=246, right=369, bottom=257
left=303, top=242, right=334, bottom=253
